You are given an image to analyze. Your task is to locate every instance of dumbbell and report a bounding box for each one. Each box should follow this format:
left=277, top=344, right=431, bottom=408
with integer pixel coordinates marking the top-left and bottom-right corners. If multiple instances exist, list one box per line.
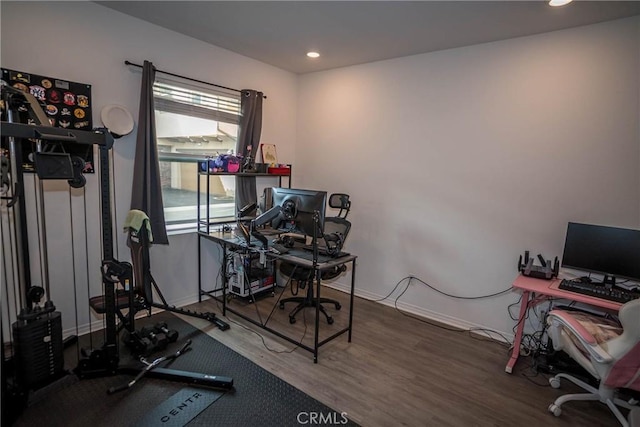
left=122, top=330, right=152, bottom=356
left=154, top=322, right=179, bottom=343
left=140, top=326, right=168, bottom=350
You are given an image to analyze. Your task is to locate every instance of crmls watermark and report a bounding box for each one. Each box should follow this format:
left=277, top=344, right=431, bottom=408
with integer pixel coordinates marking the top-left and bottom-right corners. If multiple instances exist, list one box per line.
left=297, top=411, right=349, bottom=425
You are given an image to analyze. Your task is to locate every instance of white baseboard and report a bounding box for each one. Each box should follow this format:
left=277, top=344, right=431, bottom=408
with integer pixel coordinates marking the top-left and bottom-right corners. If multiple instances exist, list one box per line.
left=324, top=280, right=514, bottom=344
left=64, top=287, right=514, bottom=346
left=62, top=294, right=202, bottom=338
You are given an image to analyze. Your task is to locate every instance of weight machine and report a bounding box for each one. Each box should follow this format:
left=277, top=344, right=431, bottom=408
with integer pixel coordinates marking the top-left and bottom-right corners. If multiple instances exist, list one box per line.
left=1, top=86, right=231, bottom=424
left=1, top=85, right=117, bottom=423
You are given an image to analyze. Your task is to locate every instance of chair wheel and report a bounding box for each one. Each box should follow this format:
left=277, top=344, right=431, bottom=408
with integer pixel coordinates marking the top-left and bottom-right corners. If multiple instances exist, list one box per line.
left=279, top=302, right=285, bottom=309
left=335, top=302, right=341, bottom=310
left=327, top=317, right=334, bottom=325
left=289, top=317, right=296, bottom=324
left=548, top=403, right=561, bottom=417
left=549, top=377, right=561, bottom=389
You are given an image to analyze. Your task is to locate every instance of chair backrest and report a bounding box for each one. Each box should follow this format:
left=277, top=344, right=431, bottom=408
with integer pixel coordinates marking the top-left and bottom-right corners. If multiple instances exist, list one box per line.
left=604, top=298, right=640, bottom=390
left=323, top=217, right=351, bottom=242
left=618, top=297, right=640, bottom=340
left=328, top=193, right=350, bottom=219
left=321, top=194, right=352, bottom=256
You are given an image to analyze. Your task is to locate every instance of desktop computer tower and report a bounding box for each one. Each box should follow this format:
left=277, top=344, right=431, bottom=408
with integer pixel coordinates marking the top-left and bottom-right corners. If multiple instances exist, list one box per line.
left=228, top=251, right=275, bottom=298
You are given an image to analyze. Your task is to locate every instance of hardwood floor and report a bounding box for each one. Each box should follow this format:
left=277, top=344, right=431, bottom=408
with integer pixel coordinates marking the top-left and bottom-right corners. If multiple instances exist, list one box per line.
left=180, top=285, right=623, bottom=426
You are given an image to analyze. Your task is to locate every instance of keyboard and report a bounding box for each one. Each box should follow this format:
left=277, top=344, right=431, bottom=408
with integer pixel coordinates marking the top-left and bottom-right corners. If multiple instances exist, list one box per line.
left=302, top=245, right=349, bottom=258
left=269, top=243, right=289, bottom=255
left=558, top=279, right=640, bottom=304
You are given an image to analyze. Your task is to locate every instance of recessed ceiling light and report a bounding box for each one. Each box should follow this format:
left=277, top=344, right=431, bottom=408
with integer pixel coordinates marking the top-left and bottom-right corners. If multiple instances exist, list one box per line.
left=306, top=51, right=320, bottom=58
left=549, top=0, right=572, bottom=6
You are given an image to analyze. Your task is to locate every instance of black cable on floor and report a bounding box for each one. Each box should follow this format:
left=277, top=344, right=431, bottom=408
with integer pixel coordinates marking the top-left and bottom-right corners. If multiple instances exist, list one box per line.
left=365, top=275, right=519, bottom=346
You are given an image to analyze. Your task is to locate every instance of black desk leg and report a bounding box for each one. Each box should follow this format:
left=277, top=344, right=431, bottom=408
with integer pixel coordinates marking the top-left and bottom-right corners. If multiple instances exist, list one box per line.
left=348, top=260, right=356, bottom=342
left=222, top=244, right=227, bottom=317
left=314, top=268, right=321, bottom=363
left=198, top=237, right=203, bottom=303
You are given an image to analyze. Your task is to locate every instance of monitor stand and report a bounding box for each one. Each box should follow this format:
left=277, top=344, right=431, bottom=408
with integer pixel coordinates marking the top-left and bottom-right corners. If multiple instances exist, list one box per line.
left=599, top=275, right=634, bottom=292
left=603, top=275, right=616, bottom=289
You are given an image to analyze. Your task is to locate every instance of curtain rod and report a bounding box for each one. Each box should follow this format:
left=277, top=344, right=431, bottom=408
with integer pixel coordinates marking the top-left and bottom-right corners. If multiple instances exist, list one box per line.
left=124, top=60, right=266, bottom=99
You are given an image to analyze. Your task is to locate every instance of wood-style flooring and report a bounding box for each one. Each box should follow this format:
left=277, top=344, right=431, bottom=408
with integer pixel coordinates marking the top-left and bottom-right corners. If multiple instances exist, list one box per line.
left=179, top=284, right=624, bottom=427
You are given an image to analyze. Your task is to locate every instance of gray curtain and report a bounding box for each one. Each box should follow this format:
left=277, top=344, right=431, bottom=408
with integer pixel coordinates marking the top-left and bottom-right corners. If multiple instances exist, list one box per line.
left=235, top=89, right=264, bottom=212
left=130, top=60, right=169, bottom=244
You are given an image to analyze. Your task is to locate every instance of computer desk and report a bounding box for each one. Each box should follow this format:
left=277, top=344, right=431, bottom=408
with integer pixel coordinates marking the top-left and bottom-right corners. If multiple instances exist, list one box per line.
left=197, top=228, right=357, bottom=363
left=506, top=274, right=623, bottom=374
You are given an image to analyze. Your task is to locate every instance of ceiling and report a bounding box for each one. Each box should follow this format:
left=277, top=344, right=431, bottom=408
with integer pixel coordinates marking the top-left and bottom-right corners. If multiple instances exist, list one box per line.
left=99, top=1, right=640, bottom=74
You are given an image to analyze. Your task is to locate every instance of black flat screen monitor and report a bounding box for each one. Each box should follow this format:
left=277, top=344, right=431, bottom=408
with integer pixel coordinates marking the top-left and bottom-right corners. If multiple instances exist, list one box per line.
left=271, top=187, right=327, bottom=238
left=561, top=222, right=640, bottom=286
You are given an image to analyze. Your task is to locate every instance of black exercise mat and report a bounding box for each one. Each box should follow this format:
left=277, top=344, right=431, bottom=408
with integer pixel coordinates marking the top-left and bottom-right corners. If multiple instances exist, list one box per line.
left=12, top=312, right=358, bottom=427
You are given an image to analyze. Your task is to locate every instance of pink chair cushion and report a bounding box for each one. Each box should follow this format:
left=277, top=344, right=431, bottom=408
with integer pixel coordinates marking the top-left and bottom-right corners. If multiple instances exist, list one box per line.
left=562, top=312, right=622, bottom=356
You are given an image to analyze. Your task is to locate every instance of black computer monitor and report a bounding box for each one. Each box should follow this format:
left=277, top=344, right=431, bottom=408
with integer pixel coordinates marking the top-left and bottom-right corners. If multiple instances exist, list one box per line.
left=271, top=187, right=327, bottom=238
left=561, top=222, right=640, bottom=287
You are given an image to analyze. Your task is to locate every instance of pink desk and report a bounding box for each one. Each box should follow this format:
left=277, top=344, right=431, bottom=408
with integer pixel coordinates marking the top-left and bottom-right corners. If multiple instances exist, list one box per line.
left=506, top=275, right=622, bottom=373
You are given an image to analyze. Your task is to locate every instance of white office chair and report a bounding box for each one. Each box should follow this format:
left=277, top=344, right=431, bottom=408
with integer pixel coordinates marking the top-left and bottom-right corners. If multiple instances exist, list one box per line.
left=546, top=298, right=640, bottom=426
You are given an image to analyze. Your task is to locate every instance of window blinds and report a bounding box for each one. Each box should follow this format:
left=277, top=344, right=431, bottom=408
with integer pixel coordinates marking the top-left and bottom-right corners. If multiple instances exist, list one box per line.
left=153, top=81, right=240, bottom=124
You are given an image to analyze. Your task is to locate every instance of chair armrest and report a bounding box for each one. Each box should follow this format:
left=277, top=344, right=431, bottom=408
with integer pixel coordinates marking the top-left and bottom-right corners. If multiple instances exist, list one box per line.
left=548, top=310, right=614, bottom=364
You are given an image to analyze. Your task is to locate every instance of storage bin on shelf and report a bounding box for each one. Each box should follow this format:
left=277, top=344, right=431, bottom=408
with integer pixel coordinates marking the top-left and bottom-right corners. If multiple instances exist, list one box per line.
left=199, top=155, right=240, bottom=173
left=267, top=165, right=290, bottom=175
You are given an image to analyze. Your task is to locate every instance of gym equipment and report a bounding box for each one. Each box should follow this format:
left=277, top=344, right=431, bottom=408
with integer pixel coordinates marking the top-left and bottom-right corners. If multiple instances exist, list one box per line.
left=108, top=340, right=188, bottom=394
left=1, top=85, right=232, bottom=416
left=109, top=210, right=231, bottom=331
left=154, top=322, right=179, bottom=343
left=1, top=85, right=114, bottom=424
left=11, top=291, right=65, bottom=389
left=140, top=326, right=169, bottom=351
left=109, top=340, right=233, bottom=395
left=121, top=330, right=153, bottom=357
left=76, top=261, right=128, bottom=378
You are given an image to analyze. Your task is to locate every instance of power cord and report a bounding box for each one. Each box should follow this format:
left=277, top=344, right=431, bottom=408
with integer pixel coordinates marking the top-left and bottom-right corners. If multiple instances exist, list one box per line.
left=467, top=328, right=512, bottom=347
left=409, top=275, right=513, bottom=300
left=209, top=252, right=308, bottom=355
left=366, top=275, right=516, bottom=344
left=518, top=356, right=553, bottom=387
left=507, top=294, right=524, bottom=321
left=209, top=291, right=307, bottom=355
left=223, top=313, right=307, bottom=355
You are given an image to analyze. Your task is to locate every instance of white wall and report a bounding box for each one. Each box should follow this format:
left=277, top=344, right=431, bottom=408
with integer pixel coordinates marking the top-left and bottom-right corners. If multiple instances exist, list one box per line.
left=297, top=17, right=640, bottom=336
left=0, top=1, right=298, bottom=334
left=2, top=2, right=639, bottom=340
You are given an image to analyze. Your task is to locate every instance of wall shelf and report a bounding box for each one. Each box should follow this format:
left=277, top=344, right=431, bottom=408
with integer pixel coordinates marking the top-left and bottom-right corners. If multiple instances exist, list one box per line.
left=195, top=164, right=292, bottom=235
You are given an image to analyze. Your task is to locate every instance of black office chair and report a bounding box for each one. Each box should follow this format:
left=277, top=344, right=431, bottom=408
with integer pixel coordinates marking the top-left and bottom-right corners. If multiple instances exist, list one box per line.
left=279, top=193, right=351, bottom=324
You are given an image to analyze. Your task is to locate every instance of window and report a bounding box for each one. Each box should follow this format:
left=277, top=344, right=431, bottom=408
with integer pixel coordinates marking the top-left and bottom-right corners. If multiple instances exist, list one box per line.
left=153, top=79, right=240, bottom=231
